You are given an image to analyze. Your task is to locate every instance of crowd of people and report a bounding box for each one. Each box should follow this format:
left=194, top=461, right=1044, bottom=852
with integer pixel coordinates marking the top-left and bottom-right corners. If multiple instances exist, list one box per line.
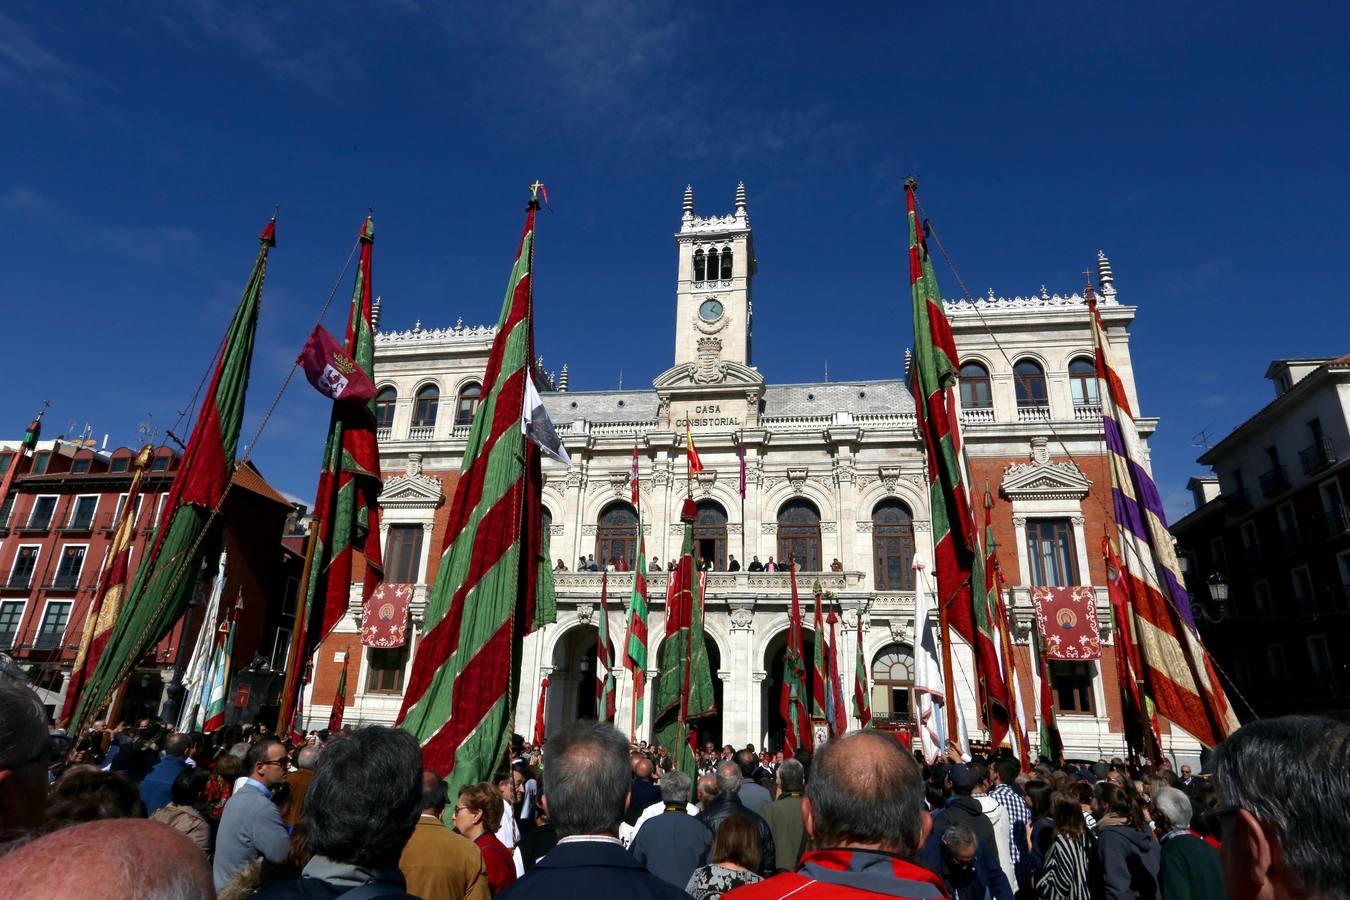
left=1, top=674, right=1346, bottom=900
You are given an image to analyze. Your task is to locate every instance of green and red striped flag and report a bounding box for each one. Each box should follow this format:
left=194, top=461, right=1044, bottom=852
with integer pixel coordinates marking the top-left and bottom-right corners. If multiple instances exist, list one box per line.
left=976, top=487, right=1010, bottom=749
left=398, top=189, right=556, bottom=797
left=853, top=607, right=871, bottom=728
left=779, top=562, right=812, bottom=757
left=328, top=656, right=349, bottom=732
left=278, top=215, right=385, bottom=738
left=71, top=219, right=276, bottom=733
left=811, top=580, right=828, bottom=721
left=0, top=407, right=44, bottom=524
left=596, top=571, right=617, bottom=722
left=825, top=604, right=847, bottom=736
left=623, top=448, right=651, bottom=735
left=906, top=180, right=978, bottom=647
left=655, top=497, right=716, bottom=780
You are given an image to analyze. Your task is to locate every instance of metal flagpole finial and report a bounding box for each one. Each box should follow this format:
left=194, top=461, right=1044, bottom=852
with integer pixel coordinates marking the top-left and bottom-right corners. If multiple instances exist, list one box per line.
left=529, top=180, right=549, bottom=210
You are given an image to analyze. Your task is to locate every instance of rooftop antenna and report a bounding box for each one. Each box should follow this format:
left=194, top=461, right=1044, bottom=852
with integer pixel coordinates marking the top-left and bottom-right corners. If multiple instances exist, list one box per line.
left=824, top=360, right=830, bottom=383
left=1191, top=425, right=1215, bottom=450
left=618, top=368, right=623, bottom=391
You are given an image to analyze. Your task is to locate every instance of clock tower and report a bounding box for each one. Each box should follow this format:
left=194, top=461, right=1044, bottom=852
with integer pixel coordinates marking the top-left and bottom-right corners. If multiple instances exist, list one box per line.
left=673, top=183, right=756, bottom=371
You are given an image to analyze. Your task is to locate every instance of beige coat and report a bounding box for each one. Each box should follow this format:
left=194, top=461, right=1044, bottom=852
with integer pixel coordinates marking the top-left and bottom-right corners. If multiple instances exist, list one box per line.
left=151, top=803, right=212, bottom=855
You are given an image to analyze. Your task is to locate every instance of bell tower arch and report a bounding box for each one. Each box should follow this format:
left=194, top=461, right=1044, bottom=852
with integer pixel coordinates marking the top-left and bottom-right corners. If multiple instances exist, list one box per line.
left=674, top=183, right=756, bottom=370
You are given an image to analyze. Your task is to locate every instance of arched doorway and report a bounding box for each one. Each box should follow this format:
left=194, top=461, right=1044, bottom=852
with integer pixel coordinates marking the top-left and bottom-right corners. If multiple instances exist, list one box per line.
left=596, top=503, right=638, bottom=569
left=871, top=643, right=915, bottom=732
left=551, top=624, right=600, bottom=727
left=694, top=500, right=728, bottom=570
left=777, top=499, right=822, bottom=572
left=651, top=635, right=723, bottom=750
left=872, top=499, right=916, bottom=591
left=762, top=625, right=819, bottom=753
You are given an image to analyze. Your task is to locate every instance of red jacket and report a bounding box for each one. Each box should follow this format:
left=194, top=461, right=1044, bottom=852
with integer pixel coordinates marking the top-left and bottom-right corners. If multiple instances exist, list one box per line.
left=726, top=848, right=949, bottom=899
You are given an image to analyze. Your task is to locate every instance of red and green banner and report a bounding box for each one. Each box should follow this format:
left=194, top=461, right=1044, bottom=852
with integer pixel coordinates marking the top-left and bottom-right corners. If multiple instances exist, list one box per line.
left=977, top=488, right=1010, bottom=750
left=853, top=607, right=871, bottom=728
left=278, top=215, right=385, bottom=738
left=655, top=497, right=716, bottom=780
left=1104, top=536, right=1160, bottom=761
left=825, top=606, right=847, bottom=737
left=0, top=407, right=44, bottom=525
left=811, top=580, right=828, bottom=722
left=71, top=219, right=276, bottom=733
left=623, top=445, right=651, bottom=737
left=596, top=571, right=617, bottom=722
left=906, top=180, right=978, bottom=645
left=780, top=562, right=812, bottom=757
left=328, top=657, right=349, bottom=732
left=398, top=190, right=556, bottom=798
left=59, top=446, right=152, bottom=728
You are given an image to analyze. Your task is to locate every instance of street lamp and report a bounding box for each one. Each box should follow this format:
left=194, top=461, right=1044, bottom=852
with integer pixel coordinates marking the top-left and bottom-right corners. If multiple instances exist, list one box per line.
left=1192, top=571, right=1230, bottom=624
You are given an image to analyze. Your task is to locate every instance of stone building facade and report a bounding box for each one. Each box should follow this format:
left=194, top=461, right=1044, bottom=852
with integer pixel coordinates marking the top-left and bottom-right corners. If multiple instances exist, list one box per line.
left=307, top=186, right=1202, bottom=764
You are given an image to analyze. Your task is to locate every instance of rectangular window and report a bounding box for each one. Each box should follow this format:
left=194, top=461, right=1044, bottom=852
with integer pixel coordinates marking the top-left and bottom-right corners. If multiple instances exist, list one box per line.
left=0, top=453, right=11, bottom=475
left=1266, top=643, right=1289, bottom=681
left=282, top=576, right=300, bottom=617
left=1320, top=480, right=1348, bottom=537
left=35, top=601, right=72, bottom=650
left=68, top=496, right=99, bottom=530
left=53, top=546, right=86, bottom=590
left=9, top=546, right=40, bottom=588
left=27, top=496, right=57, bottom=530
left=366, top=646, right=409, bottom=693
left=384, top=524, right=424, bottom=583
left=151, top=455, right=170, bottom=471
left=1291, top=566, right=1314, bottom=612
left=113, top=493, right=144, bottom=528
left=70, top=458, right=92, bottom=474
left=109, top=456, right=130, bottom=473
left=270, top=628, right=291, bottom=672
left=1047, top=661, right=1097, bottom=715
left=0, top=494, right=14, bottom=528
left=1277, top=503, right=1299, bottom=548
left=0, top=601, right=24, bottom=648
left=31, top=452, right=49, bottom=475
left=1252, top=580, right=1272, bottom=615
left=1026, top=519, right=1079, bottom=586
left=1239, top=521, right=1259, bottom=555
left=1208, top=536, right=1228, bottom=572
left=1307, top=634, right=1334, bottom=688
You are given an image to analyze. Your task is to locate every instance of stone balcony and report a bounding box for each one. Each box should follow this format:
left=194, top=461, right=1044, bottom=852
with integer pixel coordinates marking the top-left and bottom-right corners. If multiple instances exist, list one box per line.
left=552, top=569, right=868, bottom=602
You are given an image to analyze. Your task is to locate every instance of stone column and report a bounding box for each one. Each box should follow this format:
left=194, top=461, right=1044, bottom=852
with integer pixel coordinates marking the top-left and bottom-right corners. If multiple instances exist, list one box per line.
left=726, top=599, right=756, bottom=745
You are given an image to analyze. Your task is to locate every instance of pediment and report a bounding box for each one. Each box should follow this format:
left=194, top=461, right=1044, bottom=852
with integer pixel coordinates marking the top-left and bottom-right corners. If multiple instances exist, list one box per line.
left=652, top=359, right=765, bottom=393
left=379, top=473, right=445, bottom=508
left=1001, top=459, right=1092, bottom=500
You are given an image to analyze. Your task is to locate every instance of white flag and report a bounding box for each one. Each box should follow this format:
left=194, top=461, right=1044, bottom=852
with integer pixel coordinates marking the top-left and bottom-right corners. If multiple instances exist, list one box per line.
left=912, top=560, right=969, bottom=763
left=176, top=554, right=227, bottom=733
left=521, top=371, right=571, bottom=466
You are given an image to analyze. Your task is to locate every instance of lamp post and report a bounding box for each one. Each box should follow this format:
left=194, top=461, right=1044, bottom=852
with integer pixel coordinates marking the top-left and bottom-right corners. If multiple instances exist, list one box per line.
left=1192, top=571, right=1230, bottom=624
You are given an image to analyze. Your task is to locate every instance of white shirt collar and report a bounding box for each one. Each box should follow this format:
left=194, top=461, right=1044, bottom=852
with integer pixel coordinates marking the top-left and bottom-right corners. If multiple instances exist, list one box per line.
left=557, top=835, right=623, bottom=846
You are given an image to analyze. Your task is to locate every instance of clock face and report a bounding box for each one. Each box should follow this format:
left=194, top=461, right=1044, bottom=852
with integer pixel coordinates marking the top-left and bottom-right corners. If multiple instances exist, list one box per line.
left=698, top=298, right=724, bottom=322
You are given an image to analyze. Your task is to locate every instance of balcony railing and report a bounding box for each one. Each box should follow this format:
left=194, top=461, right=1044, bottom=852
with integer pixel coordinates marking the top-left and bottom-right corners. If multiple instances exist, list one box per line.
left=960, top=407, right=995, bottom=425
left=1258, top=465, right=1289, bottom=499
left=1016, top=405, right=1051, bottom=423
left=33, top=632, right=63, bottom=651
left=407, top=424, right=435, bottom=441
left=1300, top=440, right=1336, bottom=476
left=61, top=517, right=96, bottom=533
left=46, top=575, right=81, bottom=591
left=1072, top=403, right=1103, bottom=421
left=375, top=427, right=392, bottom=442
left=6, top=573, right=34, bottom=590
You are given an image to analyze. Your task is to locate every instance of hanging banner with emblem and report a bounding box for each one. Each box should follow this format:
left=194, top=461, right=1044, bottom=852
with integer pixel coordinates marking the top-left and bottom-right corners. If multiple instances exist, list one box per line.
left=362, top=582, right=412, bottom=648
left=1031, top=586, right=1102, bottom=660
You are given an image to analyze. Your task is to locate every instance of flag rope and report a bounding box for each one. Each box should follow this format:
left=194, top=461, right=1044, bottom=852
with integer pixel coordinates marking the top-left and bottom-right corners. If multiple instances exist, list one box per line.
left=76, top=227, right=365, bottom=727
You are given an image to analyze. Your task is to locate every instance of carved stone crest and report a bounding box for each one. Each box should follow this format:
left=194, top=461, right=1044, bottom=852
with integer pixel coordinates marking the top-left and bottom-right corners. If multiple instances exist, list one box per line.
left=879, top=466, right=900, bottom=493
left=787, top=467, right=808, bottom=494
left=575, top=603, right=595, bottom=626
left=696, top=469, right=718, bottom=495
left=693, top=336, right=728, bottom=384
left=729, top=602, right=755, bottom=632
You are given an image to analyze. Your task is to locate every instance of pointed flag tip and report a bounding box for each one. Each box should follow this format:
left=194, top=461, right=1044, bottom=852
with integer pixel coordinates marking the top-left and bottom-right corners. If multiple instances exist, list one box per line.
left=260, top=218, right=277, bottom=246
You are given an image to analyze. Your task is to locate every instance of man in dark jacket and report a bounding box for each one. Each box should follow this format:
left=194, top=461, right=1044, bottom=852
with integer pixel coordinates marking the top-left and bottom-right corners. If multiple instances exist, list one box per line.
left=734, top=749, right=772, bottom=814
left=696, top=761, right=776, bottom=877
left=501, top=721, right=687, bottom=900
left=930, top=764, right=1014, bottom=899
left=139, top=732, right=194, bottom=816
left=920, top=823, right=1011, bottom=900
left=1153, top=786, right=1224, bottom=900
left=629, top=770, right=711, bottom=889
left=626, top=756, right=661, bottom=825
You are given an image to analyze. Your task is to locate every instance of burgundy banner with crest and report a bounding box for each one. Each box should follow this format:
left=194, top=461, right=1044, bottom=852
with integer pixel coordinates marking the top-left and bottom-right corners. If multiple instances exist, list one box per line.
left=1031, top=586, right=1102, bottom=660
left=362, top=583, right=411, bottom=648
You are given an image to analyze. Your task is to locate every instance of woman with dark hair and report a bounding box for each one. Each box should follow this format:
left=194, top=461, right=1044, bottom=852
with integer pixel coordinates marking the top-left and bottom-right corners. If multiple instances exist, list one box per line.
left=1036, top=792, right=1091, bottom=900
left=150, top=768, right=213, bottom=854
left=1091, top=781, right=1160, bottom=900
left=1024, top=779, right=1055, bottom=876
left=46, top=769, right=146, bottom=826
left=453, top=781, right=517, bottom=895
left=685, top=816, right=764, bottom=899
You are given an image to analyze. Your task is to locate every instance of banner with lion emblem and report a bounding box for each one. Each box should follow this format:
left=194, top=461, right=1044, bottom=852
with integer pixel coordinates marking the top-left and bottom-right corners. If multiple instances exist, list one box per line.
left=1030, top=586, right=1101, bottom=660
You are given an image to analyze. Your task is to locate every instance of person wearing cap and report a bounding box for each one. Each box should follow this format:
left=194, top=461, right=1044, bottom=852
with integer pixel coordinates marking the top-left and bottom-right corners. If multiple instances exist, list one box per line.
left=924, top=763, right=1014, bottom=900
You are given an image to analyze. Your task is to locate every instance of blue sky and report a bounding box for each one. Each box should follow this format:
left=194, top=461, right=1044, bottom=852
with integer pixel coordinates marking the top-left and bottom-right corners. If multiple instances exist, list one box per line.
left=4, top=2, right=1347, bottom=519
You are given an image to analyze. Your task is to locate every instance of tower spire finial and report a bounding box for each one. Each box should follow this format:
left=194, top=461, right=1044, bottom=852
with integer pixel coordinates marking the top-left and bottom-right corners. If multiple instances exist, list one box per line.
left=735, top=181, right=747, bottom=213
left=1096, top=250, right=1116, bottom=298
left=683, top=184, right=694, bottom=218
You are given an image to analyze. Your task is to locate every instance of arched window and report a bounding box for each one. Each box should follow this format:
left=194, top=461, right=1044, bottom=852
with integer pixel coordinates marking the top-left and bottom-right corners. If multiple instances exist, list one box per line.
left=412, top=385, right=439, bottom=427
left=541, top=506, right=552, bottom=532
left=777, top=499, right=822, bottom=572
left=596, top=503, right=639, bottom=569
left=1013, top=360, right=1047, bottom=408
left=872, top=500, right=916, bottom=591
left=871, top=643, right=915, bottom=727
left=959, top=362, right=992, bottom=409
left=1069, top=357, right=1099, bottom=407
left=375, top=387, right=397, bottom=430
left=719, top=247, right=733, bottom=280
left=694, top=500, right=728, bottom=570
left=693, top=249, right=706, bottom=282
left=455, top=382, right=482, bottom=426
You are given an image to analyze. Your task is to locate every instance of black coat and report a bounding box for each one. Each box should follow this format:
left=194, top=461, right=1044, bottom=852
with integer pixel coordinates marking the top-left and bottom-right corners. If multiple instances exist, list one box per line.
left=499, top=839, right=688, bottom=900
left=696, top=796, right=777, bottom=877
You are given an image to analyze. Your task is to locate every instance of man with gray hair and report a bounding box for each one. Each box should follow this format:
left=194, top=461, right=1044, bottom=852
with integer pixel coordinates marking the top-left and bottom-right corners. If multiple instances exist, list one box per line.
left=0, top=679, right=50, bottom=841
left=1151, top=785, right=1224, bottom=900
left=629, top=769, right=713, bottom=889
left=696, top=760, right=776, bottom=876
left=761, top=757, right=807, bottom=871
left=1211, top=715, right=1350, bottom=900
left=500, top=720, right=687, bottom=899
left=920, top=823, right=1009, bottom=900
left=733, top=730, right=948, bottom=899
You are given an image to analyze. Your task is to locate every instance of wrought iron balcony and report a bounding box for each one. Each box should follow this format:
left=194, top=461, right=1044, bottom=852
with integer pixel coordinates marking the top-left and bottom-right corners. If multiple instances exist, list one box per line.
left=45, top=575, right=81, bottom=591
left=1258, top=466, right=1289, bottom=499
left=5, top=573, right=34, bottom=590
left=1299, top=440, right=1336, bottom=476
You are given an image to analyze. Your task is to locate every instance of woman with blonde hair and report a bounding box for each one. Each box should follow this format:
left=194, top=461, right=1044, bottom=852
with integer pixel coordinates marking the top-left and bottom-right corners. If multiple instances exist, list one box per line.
left=686, top=816, right=764, bottom=899
left=453, top=781, right=517, bottom=895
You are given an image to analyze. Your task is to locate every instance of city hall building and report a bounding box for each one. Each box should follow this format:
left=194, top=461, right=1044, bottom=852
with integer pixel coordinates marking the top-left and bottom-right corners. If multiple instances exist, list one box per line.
left=307, top=185, right=1204, bottom=763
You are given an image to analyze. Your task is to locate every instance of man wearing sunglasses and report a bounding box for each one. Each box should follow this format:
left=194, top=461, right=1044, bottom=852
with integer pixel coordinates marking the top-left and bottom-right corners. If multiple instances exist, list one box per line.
left=0, top=679, right=51, bottom=842
left=214, top=737, right=292, bottom=891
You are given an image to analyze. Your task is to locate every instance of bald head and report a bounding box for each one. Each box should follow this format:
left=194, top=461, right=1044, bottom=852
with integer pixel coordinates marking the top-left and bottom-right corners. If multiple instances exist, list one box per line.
left=805, top=730, right=926, bottom=854
left=0, top=818, right=213, bottom=899
left=633, top=756, right=653, bottom=780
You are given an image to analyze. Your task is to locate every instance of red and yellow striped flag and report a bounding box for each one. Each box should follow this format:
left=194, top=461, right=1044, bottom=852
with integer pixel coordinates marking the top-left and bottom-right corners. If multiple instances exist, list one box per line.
left=398, top=189, right=556, bottom=795
left=685, top=422, right=704, bottom=475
